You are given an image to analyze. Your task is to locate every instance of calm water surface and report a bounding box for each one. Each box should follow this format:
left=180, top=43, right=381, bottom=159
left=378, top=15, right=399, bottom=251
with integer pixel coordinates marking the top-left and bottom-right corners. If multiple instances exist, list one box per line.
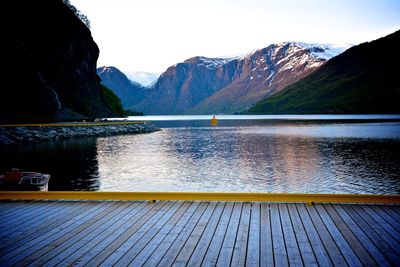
left=1, top=115, right=400, bottom=193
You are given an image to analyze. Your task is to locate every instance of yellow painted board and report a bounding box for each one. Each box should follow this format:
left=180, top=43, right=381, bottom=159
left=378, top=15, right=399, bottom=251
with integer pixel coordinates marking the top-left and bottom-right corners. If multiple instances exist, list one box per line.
left=0, top=192, right=399, bottom=204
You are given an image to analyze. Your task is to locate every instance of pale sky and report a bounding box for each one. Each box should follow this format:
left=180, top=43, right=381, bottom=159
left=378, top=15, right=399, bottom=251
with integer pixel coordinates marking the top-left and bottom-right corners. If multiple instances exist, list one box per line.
left=71, top=0, right=400, bottom=73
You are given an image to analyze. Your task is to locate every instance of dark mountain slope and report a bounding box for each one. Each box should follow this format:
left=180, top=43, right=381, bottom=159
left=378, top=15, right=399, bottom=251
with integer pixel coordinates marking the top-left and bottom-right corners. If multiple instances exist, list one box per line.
left=248, top=30, right=400, bottom=114
left=97, top=66, right=146, bottom=108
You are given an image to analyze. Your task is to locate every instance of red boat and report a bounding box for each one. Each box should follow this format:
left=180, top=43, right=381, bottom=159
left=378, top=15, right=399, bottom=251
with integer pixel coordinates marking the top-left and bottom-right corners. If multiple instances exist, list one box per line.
left=0, top=168, right=50, bottom=191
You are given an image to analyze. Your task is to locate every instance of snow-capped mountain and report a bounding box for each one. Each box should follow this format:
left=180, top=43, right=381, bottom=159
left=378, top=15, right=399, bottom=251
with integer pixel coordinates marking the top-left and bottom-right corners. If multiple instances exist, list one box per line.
left=124, top=71, right=160, bottom=87
left=131, top=42, right=350, bottom=114
left=249, top=30, right=400, bottom=114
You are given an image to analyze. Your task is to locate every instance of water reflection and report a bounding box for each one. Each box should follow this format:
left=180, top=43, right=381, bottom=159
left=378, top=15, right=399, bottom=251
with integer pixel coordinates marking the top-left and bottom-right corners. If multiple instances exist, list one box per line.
left=1, top=121, right=399, bottom=193
left=96, top=122, right=400, bottom=194
left=0, top=138, right=100, bottom=191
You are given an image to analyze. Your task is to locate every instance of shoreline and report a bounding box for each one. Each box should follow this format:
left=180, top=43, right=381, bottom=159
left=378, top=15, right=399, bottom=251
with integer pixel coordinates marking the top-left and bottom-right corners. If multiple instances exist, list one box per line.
left=0, top=122, right=160, bottom=146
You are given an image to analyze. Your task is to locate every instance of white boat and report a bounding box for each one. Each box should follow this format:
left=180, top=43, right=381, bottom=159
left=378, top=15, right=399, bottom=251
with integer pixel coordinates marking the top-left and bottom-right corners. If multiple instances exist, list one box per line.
left=0, top=168, right=50, bottom=191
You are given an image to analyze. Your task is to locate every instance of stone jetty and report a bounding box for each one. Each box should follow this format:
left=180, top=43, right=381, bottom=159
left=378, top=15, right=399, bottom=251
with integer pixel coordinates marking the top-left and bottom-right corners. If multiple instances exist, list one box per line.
left=0, top=122, right=160, bottom=146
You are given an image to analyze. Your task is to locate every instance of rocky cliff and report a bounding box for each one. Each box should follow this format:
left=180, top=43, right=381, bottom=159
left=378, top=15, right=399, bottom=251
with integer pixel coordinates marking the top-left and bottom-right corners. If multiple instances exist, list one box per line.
left=1, top=0, right=121, bottom=122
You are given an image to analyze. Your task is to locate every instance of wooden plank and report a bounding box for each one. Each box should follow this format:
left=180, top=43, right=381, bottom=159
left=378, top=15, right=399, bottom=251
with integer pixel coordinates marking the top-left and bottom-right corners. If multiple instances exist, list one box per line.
left=286, top=203, right=318, bottom=266
left=0, top=201, right=76, bottom=230
left=332, top=204, right=393, bottom=266
left=388, top=205, right=400, bottom=219
left=23, top=201, right=142, bottom=266
left=129, top=202, right=197, bottom=266
left=380, top=205, right=400, bottom=222
left=216, top=202, right=243, bottom=266
left=361, top=205, right=400, bottom=240
left=0, top=201, right=90, bottom=243
left=302, top=204, right=348, bottom=266
left=1, top=200, right=400, bottom=267
left=294, top=204, right=332, bottom=267
left=0, top=201, right=114, bottom=266
left=246, top=202, right=260, bottom=267
left=185, top=202, right=226, bottom=266
left=200, top=202, right=234, bottom=267
left=370, top=206, right=400, bottom=234
left=0, top=201, right=54, bottom=225
left=16, top=201, right=123, bottom=266
left=270, top=202, right=289, bottom=267
left=279, top=203, right=304, bottom=267
left=0, top=201, right=94, bottom=251
left=324, top=204, right=380, bottom=265
left=231, top=202, right=251, bottom=266
left=48, top=201, right=147, bottom=266
left=0, top=200, right=40, bottom=217
left=343, top=204, right=400, bottom=265
left=111, top=201, right=185, bottom=266
left=142, top=202, right=202, bottom=267
left=0, top=201, right=60, bottom=230
left=0, top=201, right=107, bottom=254
left=313, top=204, right=362, bottom=266
left=161, top=202, right=218, bottom=266
left=349, top=205, right=400, bottom=255
left=172, top=202, right=221, bottom=266
left=152, top=202, right=209, bottom=267
left=0, top=201, right=66, bottom=237
left=260, top=203, right=273, bottom=267
left=56, top=201, right=160, bottom=266
left=75, top=201, right=171, bottom=266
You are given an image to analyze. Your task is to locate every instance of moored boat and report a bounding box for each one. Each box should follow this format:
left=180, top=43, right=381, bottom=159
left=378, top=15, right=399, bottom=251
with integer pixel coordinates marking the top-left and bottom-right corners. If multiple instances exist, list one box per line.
left=0, top=168, right=50, bottom=191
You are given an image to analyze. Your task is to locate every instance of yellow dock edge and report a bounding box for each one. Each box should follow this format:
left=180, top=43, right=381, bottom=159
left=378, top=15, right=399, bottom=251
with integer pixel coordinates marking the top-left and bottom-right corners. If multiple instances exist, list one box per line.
left=0, top=192, right=399, bottom=204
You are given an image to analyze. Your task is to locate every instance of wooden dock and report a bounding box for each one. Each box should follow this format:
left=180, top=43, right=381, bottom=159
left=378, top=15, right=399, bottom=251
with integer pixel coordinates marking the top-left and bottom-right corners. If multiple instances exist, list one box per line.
left=0, top=200, right=399, bottom=266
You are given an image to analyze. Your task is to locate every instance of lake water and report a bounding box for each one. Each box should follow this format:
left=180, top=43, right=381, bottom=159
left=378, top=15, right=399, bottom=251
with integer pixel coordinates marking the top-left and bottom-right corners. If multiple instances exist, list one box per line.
left=1, top=115, right=400, bottom=194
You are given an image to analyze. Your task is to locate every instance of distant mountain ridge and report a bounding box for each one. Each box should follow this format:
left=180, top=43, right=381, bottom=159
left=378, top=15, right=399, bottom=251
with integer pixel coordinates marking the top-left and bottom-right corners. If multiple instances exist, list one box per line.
left=248, top=30, right=400, bottom=114
left=130, top=42, right=348, bottom=114
left=97, top=66, right=147, bottom=108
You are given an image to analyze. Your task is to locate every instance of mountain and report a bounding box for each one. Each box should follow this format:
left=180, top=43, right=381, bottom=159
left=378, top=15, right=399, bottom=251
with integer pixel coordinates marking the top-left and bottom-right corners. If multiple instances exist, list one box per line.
left=132, top=57, right=238, bottom=114
left=1, top=0, right=123, bottom=122
left=189, top=43, right=349, bottom=114
left=132, top=43, right=347, bottom=114
left=124, top=71, right=160, bottom=87
left=248, top=30, right=400, bottom=114
left=97, top=66, right=147, bottom=108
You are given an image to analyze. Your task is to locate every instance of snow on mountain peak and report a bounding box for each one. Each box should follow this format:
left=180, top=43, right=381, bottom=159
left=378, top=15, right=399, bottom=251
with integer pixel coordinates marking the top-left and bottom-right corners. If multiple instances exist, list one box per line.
left=287, top=42, right=352, bottom=60
left=184, top=56, right=236, bottom=69
left=125, top=71, right=160, bottom=87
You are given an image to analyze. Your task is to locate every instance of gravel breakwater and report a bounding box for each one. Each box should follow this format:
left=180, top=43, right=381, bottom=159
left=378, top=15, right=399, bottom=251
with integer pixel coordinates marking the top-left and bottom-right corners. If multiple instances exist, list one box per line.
left=0, top=122, right=160, bottom=145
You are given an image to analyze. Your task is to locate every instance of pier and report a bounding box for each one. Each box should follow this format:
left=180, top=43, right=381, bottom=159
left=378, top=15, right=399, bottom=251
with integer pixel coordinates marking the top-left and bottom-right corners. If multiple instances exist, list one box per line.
left=0, top=193, right=399, bottom=266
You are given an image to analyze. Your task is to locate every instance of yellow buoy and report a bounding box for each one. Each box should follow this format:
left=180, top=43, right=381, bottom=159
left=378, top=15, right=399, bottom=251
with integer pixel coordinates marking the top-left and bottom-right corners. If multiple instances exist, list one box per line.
left=210, top=115, right=218, bottom=126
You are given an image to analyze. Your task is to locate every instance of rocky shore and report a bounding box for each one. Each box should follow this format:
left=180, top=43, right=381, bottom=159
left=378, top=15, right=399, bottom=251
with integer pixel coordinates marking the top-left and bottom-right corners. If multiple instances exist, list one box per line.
left=0, top=122, right=160, bottom=146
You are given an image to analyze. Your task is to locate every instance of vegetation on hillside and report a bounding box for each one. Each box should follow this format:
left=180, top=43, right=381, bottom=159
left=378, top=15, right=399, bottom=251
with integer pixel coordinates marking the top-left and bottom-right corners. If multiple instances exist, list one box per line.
left=100, top=85, right=144, bottom=117
left=100, top=85, right=125, bottom=117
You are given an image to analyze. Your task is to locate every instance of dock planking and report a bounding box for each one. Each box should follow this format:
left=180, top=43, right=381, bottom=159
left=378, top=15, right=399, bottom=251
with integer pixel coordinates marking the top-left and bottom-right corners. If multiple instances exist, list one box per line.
left=0, top=200, right=399, bottom=266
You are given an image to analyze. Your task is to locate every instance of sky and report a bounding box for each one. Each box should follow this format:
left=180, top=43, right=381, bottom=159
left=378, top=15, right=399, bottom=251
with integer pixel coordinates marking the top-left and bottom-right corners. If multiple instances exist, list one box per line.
left=71, top=0, right=400, bottom=73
